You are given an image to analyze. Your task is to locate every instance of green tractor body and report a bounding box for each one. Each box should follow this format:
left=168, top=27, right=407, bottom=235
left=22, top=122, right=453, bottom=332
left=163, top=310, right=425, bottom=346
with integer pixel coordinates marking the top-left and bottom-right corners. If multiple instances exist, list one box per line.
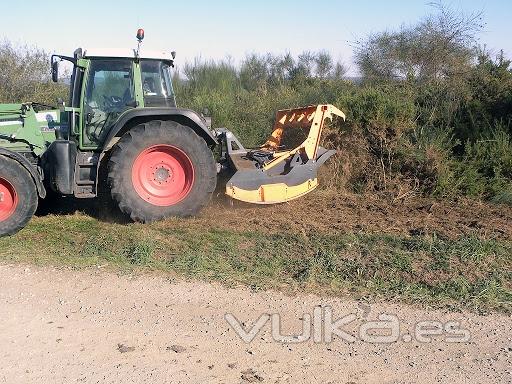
left=0, top=47, right=219, bottom=235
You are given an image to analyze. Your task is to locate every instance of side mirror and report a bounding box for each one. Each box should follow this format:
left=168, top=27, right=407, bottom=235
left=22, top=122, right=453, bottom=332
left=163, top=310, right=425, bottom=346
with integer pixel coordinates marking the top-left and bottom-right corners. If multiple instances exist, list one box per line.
left=171, top=51, right=176, bottom=60
left=73, top=48, right=83, bottom=60
left=51, top=59, right=59, bottom=82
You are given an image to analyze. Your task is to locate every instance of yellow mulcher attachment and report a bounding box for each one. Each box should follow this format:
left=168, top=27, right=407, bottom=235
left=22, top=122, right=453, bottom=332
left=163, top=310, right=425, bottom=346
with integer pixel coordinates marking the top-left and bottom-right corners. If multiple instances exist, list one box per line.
left=216, top=104, right=345, bottom=204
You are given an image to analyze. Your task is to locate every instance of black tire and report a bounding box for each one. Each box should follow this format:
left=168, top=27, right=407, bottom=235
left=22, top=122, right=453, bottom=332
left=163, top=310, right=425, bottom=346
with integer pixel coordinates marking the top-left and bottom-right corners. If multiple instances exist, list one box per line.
left=0, top=156, right=38, bottom=236
left=108, top=120, right=217, bottom=222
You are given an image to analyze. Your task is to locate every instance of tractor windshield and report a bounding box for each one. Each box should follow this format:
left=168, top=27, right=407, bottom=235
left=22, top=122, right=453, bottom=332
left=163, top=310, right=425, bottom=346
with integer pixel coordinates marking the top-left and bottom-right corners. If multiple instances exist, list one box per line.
left=140, top=60, right=176, bottom=107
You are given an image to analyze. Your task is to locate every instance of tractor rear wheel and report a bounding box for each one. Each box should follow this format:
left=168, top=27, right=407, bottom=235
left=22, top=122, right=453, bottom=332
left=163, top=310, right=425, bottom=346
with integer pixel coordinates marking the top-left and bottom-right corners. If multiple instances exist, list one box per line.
left=0, top=156, right=38, bottom=237
left=108, top=120, right=217, bottom=222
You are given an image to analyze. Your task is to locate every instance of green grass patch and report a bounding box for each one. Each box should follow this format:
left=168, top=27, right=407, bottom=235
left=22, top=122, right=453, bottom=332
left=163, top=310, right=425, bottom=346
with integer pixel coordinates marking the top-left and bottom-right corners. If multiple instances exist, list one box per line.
left=1, top=214, right=510, bottom=313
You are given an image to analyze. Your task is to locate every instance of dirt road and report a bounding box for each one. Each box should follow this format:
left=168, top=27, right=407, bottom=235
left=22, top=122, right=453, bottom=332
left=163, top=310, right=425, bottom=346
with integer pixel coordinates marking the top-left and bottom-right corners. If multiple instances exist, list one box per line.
left=0, top=264, right=510, bottom=384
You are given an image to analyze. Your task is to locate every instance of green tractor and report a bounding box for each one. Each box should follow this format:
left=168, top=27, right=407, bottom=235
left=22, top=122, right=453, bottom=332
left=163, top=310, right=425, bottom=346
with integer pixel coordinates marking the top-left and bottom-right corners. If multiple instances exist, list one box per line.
left=0, top=30, right=344, bottom=236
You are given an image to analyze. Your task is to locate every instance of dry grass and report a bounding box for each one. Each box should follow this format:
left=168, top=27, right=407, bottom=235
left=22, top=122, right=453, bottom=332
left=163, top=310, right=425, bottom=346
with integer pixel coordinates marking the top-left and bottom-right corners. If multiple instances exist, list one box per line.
left=1, top=192, right=511, bottom=314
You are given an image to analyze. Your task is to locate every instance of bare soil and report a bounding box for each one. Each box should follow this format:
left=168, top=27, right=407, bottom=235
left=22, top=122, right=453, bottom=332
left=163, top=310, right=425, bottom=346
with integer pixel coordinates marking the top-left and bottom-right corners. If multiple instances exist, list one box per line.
left=176, top=190, right=512, bottom=240
left=1, top=264, right=510, bottom=384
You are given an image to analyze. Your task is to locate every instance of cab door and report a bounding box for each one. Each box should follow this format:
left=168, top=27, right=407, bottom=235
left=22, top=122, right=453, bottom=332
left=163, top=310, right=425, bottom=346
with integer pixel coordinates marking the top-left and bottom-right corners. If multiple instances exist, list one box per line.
left=81, top=59, right=135, bottom=149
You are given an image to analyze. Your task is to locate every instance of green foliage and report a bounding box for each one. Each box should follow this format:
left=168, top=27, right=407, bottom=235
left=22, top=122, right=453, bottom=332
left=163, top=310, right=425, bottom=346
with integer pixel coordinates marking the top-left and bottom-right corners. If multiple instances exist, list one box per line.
left=447, top=127, right=512, bottom=198
left=456, top=50, right=512, bottom=141
left=0, top=41, right=68, bottom=105
left=172, top=46, right=511, bottom=201
left=349, top=3, right=512, bottom=200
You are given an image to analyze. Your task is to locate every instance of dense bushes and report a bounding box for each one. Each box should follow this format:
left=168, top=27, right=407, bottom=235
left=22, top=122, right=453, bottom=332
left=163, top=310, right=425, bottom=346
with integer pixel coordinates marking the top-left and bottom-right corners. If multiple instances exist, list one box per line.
left=171, top=5, right=512, bottom=203
left=172, top=49, right=511, bottom=202
left=0, top=41, right=66, bottom=105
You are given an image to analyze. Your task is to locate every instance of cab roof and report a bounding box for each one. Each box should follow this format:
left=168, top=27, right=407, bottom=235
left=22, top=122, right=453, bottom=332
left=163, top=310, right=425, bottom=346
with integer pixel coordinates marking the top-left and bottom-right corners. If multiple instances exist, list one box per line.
left=82, top=48, right=174, bottom=61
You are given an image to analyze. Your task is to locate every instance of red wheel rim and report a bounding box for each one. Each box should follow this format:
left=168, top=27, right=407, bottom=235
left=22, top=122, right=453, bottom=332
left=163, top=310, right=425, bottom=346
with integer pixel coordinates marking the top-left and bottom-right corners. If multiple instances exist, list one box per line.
left=0, top=177, right=18, bottom=221
left=132, top=145, right=195, bottom=206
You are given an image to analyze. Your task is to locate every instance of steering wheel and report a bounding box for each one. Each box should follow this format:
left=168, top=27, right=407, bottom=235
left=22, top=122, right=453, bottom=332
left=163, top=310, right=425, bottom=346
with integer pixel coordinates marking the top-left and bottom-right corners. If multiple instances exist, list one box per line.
left=102, top=95, right=122, bottom=110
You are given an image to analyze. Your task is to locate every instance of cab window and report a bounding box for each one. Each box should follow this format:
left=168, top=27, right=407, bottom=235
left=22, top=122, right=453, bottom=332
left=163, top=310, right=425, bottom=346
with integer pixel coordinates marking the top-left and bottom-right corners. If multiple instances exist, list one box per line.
left=83, top=59, right=134, bottom=146
left=141, top=59, right=176, bottom=107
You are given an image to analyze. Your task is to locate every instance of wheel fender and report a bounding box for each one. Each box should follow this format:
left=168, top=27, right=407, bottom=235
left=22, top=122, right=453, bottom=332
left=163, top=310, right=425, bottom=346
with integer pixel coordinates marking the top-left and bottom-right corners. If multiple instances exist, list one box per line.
left=101, top=108, right=218, bottom=153
left=0, top=149, right=46, bottom=199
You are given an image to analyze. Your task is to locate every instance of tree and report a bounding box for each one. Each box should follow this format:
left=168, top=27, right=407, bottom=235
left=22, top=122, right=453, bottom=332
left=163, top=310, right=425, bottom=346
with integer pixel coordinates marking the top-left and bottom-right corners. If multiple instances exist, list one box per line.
left=354, top=3, right=484, bottom=83
left=289, top=51, right=316, bottom=80
left=315, top=51, right=334, bottom=78
left=183, top=57, right=238, bottom=92
left=333, top=62, right=348, bottom=80
left=240, top=53, right=268, bottom=91
left=0, top=40, right=66, bottom=104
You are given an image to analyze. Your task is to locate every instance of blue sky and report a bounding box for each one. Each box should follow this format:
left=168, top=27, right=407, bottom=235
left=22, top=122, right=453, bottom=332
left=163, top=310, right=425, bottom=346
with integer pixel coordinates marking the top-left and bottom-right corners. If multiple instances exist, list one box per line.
left=2, top=0, right=510, bottom=75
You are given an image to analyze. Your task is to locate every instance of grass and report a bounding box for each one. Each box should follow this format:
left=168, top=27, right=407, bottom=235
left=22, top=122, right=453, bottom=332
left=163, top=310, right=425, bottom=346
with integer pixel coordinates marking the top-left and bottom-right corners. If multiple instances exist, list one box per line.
left=1, top=214, right=511, bottom=313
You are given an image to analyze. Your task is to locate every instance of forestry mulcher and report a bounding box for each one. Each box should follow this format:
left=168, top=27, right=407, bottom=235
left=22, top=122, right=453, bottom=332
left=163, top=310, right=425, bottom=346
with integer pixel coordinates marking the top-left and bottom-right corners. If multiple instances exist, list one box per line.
left=0, top=30, right=345, bottom=236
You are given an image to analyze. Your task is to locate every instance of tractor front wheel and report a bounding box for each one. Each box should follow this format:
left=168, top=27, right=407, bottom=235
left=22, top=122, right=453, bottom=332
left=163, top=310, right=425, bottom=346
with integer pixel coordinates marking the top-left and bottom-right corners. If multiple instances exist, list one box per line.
left=0, top=156, right=38, bottom=237
left=108, top=120, right=217, bottom=222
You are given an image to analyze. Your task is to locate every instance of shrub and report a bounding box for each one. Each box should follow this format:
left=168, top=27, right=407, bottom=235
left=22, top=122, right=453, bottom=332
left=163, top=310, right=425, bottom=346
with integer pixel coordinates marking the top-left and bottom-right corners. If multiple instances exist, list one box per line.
left=0, top=41, right=67, bottom=105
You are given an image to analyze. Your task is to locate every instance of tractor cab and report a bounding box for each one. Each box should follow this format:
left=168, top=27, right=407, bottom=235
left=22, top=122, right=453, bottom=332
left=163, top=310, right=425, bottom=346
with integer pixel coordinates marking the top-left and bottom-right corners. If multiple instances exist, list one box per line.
left=34, top=36, right=218, bottom=202
left=52, top=47, right=178, bottom=150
